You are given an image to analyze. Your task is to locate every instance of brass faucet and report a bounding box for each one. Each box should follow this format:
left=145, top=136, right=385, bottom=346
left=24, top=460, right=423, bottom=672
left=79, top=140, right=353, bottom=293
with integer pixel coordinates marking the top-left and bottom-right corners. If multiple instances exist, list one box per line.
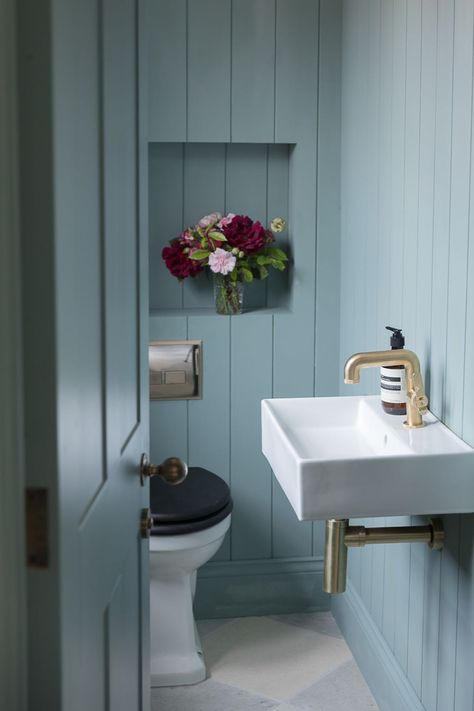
left=344, top=348, right=429, bottom=428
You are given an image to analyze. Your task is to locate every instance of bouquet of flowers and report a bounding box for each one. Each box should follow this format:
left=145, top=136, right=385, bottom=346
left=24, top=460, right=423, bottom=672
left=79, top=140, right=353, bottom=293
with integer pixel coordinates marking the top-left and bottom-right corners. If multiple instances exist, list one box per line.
left=162, top=212, right=288, bottom=314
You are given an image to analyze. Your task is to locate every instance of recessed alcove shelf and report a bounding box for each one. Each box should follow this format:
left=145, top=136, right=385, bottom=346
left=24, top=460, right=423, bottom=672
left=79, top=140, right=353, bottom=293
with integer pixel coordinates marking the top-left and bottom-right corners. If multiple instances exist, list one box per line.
left=149, top=142, right=293, bottom=312
left=149, top=307, right=292, bottom=319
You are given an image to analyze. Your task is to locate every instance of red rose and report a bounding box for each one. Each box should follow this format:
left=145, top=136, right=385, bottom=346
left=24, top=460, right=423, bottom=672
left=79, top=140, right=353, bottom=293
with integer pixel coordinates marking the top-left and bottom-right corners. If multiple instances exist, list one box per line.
left=162, top=242, right=203, bottom=279
left=222, top=215, right=272, bottom=254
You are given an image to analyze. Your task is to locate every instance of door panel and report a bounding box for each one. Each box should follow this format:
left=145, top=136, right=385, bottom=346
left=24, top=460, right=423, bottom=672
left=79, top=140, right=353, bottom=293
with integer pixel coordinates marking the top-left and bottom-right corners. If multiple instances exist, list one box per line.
left=19, top=0, right=149, bottom=709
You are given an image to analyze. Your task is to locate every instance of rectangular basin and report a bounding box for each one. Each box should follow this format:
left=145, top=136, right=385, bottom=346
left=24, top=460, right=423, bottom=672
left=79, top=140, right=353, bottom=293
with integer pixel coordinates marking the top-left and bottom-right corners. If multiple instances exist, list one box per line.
left=261, top=395, right=474, bottom=520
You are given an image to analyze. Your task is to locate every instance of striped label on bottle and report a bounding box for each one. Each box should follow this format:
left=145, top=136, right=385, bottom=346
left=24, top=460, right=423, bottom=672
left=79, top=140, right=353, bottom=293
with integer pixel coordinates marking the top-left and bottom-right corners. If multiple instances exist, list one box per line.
left=380, top=366, right=407, bottom=404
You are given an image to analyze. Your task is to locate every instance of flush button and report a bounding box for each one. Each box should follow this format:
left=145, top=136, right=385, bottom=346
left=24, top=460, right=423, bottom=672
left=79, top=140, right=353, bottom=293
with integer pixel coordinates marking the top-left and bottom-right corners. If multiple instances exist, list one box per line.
left=164, top=370, right=186, bottom=385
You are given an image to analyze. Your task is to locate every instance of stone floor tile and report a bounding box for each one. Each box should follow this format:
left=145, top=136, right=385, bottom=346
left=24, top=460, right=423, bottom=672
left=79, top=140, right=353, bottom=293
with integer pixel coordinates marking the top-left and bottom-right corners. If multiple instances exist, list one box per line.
left=289, top=659, right=378, bottom=710
left=269, top=612, right=343, bottom=640
left=202, top=615, right=351, bottom=702
left=196, top=618, right=232, bottom=639
left=151, top=677, right=279, bottom=711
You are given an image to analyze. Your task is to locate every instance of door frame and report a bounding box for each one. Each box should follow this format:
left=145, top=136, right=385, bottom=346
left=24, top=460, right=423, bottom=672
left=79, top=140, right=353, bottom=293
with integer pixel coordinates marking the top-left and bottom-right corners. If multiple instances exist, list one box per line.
left=0, top=0, right=27, bottom=708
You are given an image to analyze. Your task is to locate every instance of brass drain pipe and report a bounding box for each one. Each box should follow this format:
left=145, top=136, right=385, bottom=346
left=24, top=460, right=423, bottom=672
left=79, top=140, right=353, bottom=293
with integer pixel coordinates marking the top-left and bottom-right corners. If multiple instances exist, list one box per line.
left=323, top=517, right=444, bottom=594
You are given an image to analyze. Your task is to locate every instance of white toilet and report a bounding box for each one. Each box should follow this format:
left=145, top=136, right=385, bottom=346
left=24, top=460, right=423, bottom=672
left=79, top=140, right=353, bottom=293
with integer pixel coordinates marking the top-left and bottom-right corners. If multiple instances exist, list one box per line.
left=149, top=467, right=232, bottom=687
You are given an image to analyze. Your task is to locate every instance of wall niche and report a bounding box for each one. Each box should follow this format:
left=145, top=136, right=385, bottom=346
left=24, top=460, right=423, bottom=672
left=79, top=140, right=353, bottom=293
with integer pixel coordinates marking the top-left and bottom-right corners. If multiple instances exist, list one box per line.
left=149, top=142, right=292, bottom=313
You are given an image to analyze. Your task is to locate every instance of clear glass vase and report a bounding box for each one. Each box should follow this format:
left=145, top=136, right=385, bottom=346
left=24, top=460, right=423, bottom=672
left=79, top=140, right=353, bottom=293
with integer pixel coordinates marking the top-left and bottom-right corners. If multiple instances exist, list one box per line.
left=213, top=274, right=244, bottom=315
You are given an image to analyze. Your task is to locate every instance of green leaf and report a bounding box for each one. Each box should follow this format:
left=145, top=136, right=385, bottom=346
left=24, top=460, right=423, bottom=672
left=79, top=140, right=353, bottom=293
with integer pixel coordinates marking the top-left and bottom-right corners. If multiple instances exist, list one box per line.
left=269, top=259, right=286, bottom=271
left=258, top=266, right=269, bottom=280
left=189, top=249, right=210, bottom=260
left=267, top=247, right=288, bottom=261
left=240, top=267, right=254, bottom=283
left=230, top=269, right=238, bottom=282
left=208, top=231, right=227, bottom=242
left=256, top=255, right=271, bottom=265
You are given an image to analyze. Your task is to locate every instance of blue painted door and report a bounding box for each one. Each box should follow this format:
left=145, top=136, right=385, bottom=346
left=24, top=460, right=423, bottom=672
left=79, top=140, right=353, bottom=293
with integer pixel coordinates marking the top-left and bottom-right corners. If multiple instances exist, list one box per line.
left=18, top=0, right=150, bottom=709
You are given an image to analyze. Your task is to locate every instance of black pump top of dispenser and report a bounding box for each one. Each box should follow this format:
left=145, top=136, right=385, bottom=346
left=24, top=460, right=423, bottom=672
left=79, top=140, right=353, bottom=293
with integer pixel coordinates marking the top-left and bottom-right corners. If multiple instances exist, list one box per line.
left=386, top=326, right=405, bottom=350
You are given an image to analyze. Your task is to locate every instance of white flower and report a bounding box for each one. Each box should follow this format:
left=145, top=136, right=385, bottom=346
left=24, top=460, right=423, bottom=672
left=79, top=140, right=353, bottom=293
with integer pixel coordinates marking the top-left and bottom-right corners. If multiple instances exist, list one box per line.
left=208, top=248, right=237, bottom=275
left=270, top=217, right=286, bottom=233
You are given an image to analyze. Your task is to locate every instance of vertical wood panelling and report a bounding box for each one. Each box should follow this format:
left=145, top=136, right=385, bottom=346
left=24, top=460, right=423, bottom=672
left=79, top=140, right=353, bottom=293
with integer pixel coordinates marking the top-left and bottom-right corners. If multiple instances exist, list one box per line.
left=147, top=0, right=186, bottom=141
left=453, top=515, right=474, bottom=711
left=146, top=0, right=339, bottom=615
left=183, top=143, right=226, bottom=309
left=429, top=0, right=455, bottom=421
left=275, top=0, right=319, bottom=143
left=437, top=516, right=460, bottom=711
left=315, top=0, right=342, bottom=398
left=444, top=0, right=474, bottom=434
left=401, top=1, right=425, bottom=697
left=225, top=143, right=268, bottom=308
left=274, top=0, right=320, bottom=559
left=418, top=5, right=440, bottom=709
left=187, top=0, right=231, bottom=142
left=340, top=1, right=474, bottom=708
left=266, top=144, right=290, bottom=308
left=231, top=0, right=276, bottom=143
left=389, top=0, right=407, bottom=333
left=230, top=315, right=273, bottom=560
left=188, top=315, right=231, bottom=561
left=149, top=143, right=184, bottom=309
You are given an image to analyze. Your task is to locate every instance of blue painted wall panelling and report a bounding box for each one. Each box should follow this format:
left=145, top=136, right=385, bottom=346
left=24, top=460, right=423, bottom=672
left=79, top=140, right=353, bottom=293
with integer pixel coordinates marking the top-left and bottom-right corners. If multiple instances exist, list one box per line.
left=147, top=0, right=341, bottom=614
left=338, top=1, right=474, bottom=709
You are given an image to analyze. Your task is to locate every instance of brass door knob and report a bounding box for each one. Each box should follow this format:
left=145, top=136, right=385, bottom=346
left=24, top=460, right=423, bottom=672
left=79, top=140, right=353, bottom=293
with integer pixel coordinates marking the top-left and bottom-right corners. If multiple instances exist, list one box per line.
left=140, top=453, right=188, bottom=486
left=140, top=508, right=153, bottom=539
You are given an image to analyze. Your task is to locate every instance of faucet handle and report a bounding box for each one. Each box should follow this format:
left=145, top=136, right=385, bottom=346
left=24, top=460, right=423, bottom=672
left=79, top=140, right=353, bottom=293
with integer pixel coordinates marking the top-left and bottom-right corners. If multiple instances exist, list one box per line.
left=407, top=384, right=428, bottom=415
left=407, top=370, right=429, bottom=415
left=414, top=393, right=429, bottom=415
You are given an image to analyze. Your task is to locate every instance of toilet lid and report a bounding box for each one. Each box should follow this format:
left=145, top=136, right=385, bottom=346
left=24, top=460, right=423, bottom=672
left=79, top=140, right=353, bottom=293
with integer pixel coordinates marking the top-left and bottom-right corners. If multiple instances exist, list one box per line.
left=150, top=467, right=231, bottom=524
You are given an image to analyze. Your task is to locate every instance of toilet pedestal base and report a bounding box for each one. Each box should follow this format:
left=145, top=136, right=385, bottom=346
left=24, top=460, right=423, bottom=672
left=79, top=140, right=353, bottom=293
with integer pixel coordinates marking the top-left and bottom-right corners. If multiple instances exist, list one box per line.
left=149, top=516, right=232, bottom=687
left=150, top=567, right=205, bottom=687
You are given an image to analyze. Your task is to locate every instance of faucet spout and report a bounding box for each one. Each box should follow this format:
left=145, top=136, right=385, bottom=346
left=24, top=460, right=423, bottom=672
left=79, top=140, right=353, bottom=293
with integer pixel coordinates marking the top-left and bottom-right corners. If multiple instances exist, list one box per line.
left=343, top=348, right=428, bottom=428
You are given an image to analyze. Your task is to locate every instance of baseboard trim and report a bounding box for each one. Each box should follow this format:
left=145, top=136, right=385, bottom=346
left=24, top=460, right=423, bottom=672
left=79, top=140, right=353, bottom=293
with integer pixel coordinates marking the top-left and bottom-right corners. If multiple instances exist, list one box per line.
left=332, top=582, right=425, bottom=711
left=195, top=556, right=329, bottom=619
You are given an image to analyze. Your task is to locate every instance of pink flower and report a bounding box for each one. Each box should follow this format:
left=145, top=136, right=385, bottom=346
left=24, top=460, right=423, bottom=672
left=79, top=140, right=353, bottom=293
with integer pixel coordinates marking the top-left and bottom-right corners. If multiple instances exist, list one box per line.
left=208, top=247, right=236, bottom=275
left=179, top=229, right=195, bottom=245
left=217, top=213, right=236, bottom=229
left=198, top=212, right=222, bottom=228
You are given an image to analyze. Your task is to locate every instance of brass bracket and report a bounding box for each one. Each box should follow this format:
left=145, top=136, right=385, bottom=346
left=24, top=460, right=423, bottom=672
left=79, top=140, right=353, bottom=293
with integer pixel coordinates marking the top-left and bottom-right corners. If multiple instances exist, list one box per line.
left=324, top=517, right=444, bottom=594
left=25, top=488, right=49, bottom=568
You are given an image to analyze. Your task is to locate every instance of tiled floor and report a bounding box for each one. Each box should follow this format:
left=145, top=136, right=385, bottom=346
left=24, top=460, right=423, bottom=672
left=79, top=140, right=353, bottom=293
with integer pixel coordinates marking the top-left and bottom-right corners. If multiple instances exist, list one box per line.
left=151, top=612, right=379, bottom=710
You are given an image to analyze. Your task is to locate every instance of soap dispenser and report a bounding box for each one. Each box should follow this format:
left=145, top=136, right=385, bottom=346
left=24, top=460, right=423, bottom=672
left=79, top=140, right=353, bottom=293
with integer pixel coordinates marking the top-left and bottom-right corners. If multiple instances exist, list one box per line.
left=381, top=326, right=407, bottom=416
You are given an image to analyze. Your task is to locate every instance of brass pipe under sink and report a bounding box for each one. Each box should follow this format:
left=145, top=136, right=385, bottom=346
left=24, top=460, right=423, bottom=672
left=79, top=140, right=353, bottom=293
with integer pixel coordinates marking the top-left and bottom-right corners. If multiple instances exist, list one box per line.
left=323, top=518, right=444, bottom=594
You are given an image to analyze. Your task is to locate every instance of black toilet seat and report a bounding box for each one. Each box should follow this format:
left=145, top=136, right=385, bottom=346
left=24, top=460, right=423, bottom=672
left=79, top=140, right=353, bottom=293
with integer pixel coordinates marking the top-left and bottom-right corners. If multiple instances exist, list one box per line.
left=150, top=467, right=233, bottom=536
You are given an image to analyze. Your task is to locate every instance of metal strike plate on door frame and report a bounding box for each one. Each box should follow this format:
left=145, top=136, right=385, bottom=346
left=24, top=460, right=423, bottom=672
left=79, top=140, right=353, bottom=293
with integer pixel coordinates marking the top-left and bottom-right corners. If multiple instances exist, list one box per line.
left=140, top=508, right=153, bottom=539
left=149, top=340, right=203, bottom=401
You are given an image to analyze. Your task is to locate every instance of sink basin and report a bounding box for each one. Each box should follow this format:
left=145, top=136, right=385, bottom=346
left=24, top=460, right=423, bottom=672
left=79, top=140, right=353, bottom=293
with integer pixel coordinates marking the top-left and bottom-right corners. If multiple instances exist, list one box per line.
left=261, top=395, right=474, bottom=520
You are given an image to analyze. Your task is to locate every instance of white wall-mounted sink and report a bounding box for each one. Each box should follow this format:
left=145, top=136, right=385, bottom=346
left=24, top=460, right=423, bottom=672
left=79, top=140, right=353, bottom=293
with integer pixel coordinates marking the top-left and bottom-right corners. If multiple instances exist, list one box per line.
left=261, top=395, right=474, bottom=520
